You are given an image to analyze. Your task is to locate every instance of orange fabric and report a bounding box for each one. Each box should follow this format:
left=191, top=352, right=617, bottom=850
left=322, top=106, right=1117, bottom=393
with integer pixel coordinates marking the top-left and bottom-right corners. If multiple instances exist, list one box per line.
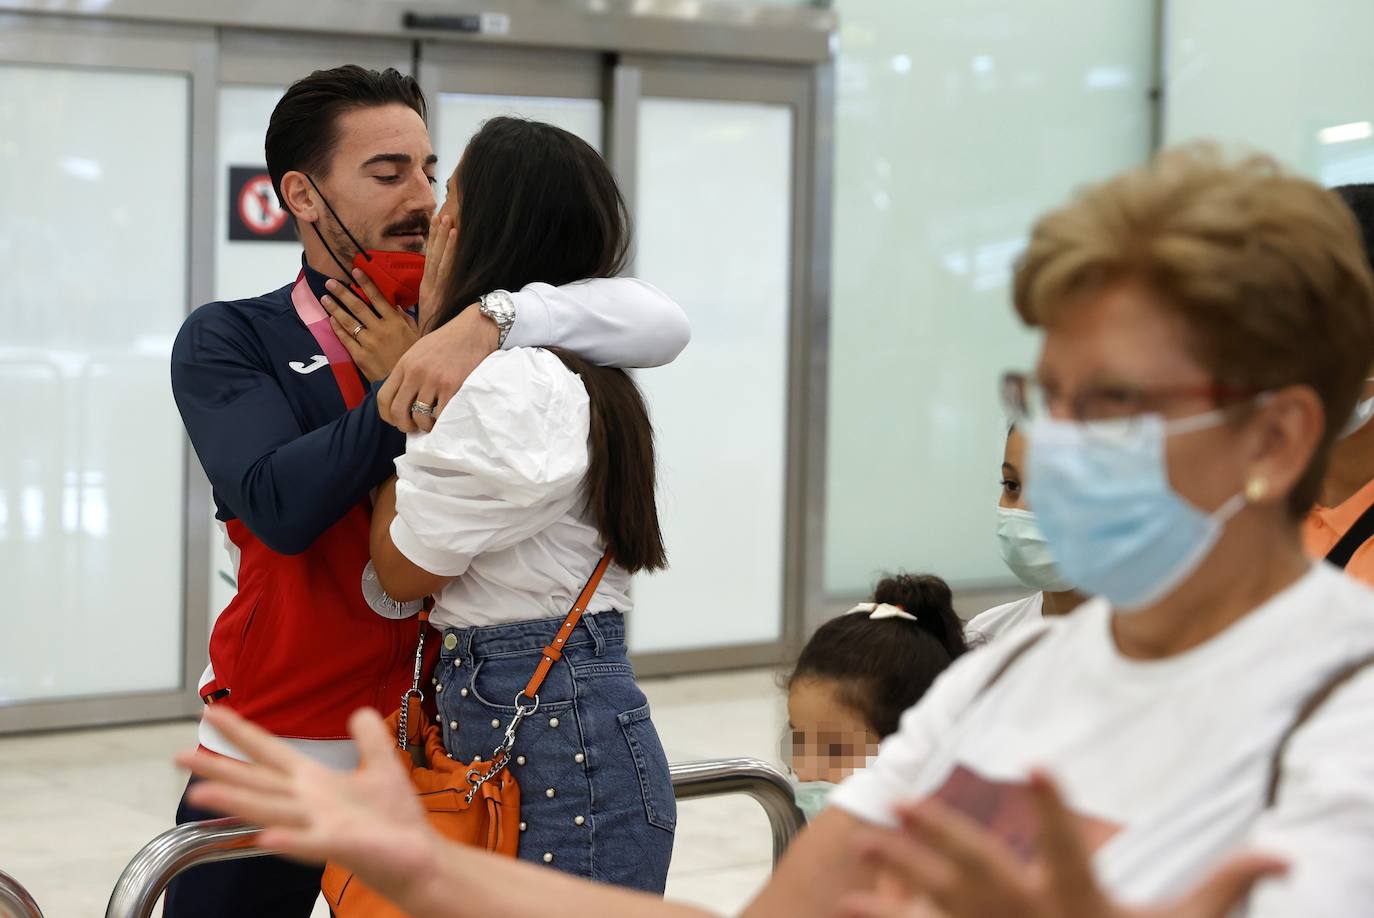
left=1303, top=477, right=1374, bottom=588
left=320, top=700, right=521, bottom=917
left=323, top=554, right=612, bottom=917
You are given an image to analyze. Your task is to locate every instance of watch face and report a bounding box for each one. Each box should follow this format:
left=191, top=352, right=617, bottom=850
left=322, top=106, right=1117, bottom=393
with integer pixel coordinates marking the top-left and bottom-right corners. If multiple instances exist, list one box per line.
left=482, top=292, right=516, bottom=319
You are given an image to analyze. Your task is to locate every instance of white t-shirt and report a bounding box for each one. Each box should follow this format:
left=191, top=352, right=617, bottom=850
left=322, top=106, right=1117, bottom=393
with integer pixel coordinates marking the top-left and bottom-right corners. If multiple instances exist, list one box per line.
left=831, top=564, right=1374, bottom=914
left=390, top=348, right=632, bottom=630
left=965, top=592, right=1043, bottom=645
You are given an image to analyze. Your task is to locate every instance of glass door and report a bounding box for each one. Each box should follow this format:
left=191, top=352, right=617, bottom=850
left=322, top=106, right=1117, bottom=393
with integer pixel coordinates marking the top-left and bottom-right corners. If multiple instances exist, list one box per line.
left=616, top=59, right=825, bottom=674
left=0, top=13, right=216, bottom=730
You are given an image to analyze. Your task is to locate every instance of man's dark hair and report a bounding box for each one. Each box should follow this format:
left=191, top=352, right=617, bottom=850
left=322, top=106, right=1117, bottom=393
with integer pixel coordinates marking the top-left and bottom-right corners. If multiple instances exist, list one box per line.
left=1334, top=183, right=1374, bottom=268
left=430, top=117, right=661, bottom=573
left=265, top=65, right=427, bottom=209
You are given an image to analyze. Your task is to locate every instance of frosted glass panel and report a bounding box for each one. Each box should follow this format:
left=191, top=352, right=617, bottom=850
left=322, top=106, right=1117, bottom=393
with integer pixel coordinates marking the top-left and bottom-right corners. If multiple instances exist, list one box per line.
left=631, top=98, right=793, bottom=653
left=0, top=65, right=189, bottom=702
left=436, top=94, right=603, bottom=180
left=823, top=0, right=1155, bottom=593
left=1165, top=1, right=1374, bottom=185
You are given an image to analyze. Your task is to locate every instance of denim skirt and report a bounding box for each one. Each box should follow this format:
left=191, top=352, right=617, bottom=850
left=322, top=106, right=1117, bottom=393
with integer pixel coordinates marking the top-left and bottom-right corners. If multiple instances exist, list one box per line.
left=433, top=611, right=675, bottom=892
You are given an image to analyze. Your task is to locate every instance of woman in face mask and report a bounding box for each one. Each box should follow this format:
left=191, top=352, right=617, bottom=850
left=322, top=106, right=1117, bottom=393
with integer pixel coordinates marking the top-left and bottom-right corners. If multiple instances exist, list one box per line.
left=966, top=426, right=1088, bottom=643
left=785, top=574, right=966, bottom=822
left=177, top=146, right=1374, bottom=918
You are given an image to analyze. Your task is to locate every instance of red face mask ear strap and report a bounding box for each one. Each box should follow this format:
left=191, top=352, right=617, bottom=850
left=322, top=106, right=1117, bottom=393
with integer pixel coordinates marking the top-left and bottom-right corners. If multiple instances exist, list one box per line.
left=312, top=224, right=356, bottom=280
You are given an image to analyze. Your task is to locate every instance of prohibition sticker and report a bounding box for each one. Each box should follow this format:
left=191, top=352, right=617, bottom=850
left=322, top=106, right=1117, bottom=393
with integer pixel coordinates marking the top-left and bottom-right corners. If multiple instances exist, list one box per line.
left=228, top=165, right=295, bottom=242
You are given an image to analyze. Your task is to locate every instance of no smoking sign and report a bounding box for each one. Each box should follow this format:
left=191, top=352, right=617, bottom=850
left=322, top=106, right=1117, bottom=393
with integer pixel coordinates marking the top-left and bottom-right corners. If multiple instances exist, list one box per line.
left=228, top=165, right=295, bottom=242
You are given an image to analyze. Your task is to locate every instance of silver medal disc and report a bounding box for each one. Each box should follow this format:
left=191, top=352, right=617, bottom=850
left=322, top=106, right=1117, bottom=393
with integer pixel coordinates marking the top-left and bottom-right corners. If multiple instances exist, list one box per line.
left=361, top=561, right=424, bottom=620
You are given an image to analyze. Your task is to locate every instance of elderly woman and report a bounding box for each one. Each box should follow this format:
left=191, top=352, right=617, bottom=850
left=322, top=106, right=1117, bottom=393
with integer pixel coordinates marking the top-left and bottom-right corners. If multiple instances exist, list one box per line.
left=180, top=145, right=1374, bottom=917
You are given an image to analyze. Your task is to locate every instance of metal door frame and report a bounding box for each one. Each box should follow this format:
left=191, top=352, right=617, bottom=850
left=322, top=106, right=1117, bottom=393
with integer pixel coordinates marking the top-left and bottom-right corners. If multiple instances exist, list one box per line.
left=415, top=42, right=609, bottom=167
left=611, top=56, right=834, bottom=676
left=0, top=0, right=834, bottom=65
left=0, top=12, right=217, bottom=732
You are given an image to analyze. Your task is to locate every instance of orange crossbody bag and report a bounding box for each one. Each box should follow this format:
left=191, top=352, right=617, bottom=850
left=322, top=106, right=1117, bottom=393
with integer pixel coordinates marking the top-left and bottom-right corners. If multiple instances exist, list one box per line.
left=321, top=552, right=613, bottom=916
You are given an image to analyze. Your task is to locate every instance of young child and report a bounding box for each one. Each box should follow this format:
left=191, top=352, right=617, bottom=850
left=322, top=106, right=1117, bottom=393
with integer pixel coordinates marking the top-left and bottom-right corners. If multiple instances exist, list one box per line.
left=784, top=572, right=967, bottom=820
left=966, top=425, right=1087, bottom=644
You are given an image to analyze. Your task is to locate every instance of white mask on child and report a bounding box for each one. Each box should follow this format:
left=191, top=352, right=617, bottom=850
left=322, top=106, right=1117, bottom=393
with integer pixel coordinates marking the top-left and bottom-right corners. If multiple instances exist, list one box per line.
left=995, top=507, right=1074, bottom=593
left=791, top=779, right=835, bottom=822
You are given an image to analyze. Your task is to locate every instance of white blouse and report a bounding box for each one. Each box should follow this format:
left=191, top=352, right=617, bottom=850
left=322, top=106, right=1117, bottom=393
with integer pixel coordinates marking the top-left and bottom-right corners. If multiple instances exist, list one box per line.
left=389, top=347, right=632, bottom=630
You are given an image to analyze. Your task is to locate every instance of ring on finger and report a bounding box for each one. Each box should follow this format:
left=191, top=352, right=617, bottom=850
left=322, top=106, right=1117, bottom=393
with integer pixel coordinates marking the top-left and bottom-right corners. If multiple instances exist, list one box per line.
left=351, top=323, right=365, bottom=339
left=409, top=400, right=437, bottom=417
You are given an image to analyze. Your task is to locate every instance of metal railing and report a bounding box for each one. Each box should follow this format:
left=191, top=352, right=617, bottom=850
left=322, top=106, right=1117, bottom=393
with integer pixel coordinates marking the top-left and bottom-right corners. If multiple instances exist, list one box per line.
left=0, top=868, right=43, bottom=918
left=106, top=756, right=804, bottom=918
left=669, top=757, right=805, bottom=865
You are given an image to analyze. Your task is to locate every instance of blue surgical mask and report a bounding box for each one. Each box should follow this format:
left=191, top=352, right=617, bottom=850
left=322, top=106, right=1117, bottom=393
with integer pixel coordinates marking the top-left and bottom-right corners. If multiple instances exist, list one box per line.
left=995, top=507, right=1075, bottom=593
left=1025, top=411, right=1246, bottom=612
left=790, top=779, right=835, bottom=823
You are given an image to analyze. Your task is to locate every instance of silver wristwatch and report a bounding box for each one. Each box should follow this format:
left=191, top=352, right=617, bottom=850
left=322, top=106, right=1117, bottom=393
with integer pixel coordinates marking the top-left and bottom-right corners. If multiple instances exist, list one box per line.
left=478, top=290, right=517, bottom=348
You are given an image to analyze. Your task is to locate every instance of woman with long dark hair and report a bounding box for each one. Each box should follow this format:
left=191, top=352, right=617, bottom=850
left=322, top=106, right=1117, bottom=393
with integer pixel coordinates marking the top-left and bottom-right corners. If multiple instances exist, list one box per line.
left=361, top=117, right=674, bottom=892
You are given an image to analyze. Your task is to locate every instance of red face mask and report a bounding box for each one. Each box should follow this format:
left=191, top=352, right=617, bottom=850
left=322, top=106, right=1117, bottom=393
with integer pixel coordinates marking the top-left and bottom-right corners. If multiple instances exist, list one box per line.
left=306, top=174, right=427, bottom=311
left=352, top=249, right=424, bottom=310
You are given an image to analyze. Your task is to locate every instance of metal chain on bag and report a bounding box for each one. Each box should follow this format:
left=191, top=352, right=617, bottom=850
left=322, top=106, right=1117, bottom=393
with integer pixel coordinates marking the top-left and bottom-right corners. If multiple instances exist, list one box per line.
left=396, top=618, right=429, bottom=756
left=464, top=692, right=540, bottom=803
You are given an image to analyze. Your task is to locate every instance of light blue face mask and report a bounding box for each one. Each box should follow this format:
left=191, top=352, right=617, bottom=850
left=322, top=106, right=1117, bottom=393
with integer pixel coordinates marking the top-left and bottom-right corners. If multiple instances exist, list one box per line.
left=995, top=507, right=1075, bottom=593
left=790, top=779, right=835, bottom=823
left=1025, top=410, right=1246, bottom=612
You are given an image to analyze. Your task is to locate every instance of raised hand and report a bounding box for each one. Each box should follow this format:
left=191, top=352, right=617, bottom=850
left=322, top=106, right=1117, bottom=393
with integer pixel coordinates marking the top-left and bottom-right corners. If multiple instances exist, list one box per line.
left=418, top=213, right=458, bottom=332
left=177, top=705, right=441, bottom=903
left=321, top=268, right=420, bottom=383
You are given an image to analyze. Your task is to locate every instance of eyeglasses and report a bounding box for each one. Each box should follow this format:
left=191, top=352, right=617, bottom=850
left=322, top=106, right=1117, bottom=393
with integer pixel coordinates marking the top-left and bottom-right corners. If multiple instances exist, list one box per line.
left=1001, top=372, right=1259, bottom=435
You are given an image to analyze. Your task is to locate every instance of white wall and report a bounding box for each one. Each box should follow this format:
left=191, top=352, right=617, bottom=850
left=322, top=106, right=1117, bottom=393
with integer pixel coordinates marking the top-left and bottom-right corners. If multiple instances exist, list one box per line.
left=1165, top=0, right=1374, bottom=185
left=823, top=0, right=1156, bottom=594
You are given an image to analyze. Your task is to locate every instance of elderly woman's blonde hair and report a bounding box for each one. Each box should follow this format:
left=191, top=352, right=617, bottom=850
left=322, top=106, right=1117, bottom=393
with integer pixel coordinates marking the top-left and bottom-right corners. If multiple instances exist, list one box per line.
left=1013, top=144, right=1374, bottom=517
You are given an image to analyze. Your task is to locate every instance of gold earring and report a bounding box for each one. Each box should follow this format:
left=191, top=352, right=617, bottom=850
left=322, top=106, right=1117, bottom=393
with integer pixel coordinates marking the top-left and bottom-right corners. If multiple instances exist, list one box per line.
left=1245, top=476, right=1269, bottom=503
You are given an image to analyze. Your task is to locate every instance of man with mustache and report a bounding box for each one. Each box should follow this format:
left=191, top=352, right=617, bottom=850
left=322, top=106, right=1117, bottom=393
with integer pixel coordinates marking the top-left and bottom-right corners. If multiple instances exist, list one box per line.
left=165, top=65, right=689, bottom=918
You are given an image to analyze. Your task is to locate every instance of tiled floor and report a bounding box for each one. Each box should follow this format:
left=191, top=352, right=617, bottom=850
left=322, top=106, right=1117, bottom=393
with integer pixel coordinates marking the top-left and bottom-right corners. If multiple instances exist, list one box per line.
left=0, top=669, right=788, bottom=917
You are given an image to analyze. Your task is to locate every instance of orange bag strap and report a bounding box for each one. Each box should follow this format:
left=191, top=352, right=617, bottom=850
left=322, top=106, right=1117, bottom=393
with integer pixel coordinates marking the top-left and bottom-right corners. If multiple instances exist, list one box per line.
left=521, top=551, right=614, bottom=702
left=462, top=552, right=614, bottom=804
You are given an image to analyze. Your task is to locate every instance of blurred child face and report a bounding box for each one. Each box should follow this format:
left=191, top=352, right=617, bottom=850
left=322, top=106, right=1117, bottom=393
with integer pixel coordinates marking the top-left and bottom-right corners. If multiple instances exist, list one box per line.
left=786, top=677, right=881, bottom=784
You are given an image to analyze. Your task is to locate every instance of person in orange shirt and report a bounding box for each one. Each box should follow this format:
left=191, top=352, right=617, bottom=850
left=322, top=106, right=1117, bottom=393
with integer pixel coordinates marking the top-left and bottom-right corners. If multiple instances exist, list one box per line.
left=1304, top=184, right=1374, bottom=584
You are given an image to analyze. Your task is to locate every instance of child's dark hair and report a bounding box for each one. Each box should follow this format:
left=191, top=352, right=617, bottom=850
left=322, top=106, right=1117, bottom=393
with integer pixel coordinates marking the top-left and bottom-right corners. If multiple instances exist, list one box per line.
left=787, top=573, right=967, bottom=738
